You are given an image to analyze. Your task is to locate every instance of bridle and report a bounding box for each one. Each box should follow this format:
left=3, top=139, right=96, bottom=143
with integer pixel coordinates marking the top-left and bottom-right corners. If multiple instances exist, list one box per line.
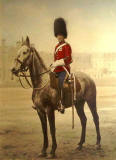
left=14, top=49, right=50, bottom=90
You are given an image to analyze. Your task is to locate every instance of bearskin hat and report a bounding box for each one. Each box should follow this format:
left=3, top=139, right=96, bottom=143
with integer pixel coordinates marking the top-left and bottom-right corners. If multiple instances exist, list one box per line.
left=54, top=18, right=67, bottom=38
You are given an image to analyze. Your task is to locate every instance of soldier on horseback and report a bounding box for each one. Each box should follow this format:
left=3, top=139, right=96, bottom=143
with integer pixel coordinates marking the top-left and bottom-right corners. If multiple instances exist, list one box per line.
left=11, top=33, right=101, bottom=157
left=50, top=18, right=73, bottom=113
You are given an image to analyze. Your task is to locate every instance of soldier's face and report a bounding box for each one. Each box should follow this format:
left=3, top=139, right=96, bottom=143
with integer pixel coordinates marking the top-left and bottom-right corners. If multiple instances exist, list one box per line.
left=57, top=35, right=65, bottom=42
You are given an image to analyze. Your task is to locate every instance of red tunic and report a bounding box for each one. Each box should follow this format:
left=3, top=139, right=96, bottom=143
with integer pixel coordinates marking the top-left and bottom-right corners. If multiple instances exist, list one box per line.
left=54, top=41, right=72, bottom=73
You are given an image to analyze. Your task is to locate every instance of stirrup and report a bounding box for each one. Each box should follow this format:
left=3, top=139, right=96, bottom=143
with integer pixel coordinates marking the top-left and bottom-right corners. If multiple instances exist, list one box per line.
left=57, top=101, right=65, bottom=114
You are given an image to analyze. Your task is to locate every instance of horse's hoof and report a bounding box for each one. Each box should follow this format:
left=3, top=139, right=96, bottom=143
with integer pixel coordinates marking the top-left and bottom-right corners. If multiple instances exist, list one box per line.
left=32, top=105, right=37, bottom=110
left=96, top=144, right=101, bottom=150
left=60, top=108, right=65, bottom=114
left=38, top=152, right=47, bottom=157
left=76, top=144, right=82, bottom=151
left=46, top=154, right=57, bottom=159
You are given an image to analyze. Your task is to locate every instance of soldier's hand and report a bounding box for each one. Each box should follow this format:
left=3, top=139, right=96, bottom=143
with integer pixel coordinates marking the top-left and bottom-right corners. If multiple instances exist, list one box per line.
left=50, top=66, right=55, bottom=72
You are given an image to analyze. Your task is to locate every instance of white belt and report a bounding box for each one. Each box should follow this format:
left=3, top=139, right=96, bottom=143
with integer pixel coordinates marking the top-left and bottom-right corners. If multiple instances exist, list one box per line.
left=54, top=43, right=67, bottom=55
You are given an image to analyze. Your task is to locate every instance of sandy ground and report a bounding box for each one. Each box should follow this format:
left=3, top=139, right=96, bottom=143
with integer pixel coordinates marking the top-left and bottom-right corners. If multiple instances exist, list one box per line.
left=0, top=87, right=116, bottom=160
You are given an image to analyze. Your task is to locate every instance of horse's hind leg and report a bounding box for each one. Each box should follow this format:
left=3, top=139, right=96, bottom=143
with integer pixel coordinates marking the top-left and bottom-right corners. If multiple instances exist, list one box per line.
left=87, top=97, right=101, bottom=149
left=37, top=109, right=48, bottom=157
left=75, top=99, right=87, bottom=150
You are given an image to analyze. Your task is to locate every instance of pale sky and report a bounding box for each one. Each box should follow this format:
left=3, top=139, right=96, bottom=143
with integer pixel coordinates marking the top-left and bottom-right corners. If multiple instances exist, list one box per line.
left=1, top=0, right=116, bottom=53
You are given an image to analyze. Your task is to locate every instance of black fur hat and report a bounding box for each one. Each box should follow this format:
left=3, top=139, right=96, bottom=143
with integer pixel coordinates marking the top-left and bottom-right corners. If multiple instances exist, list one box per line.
left=54, top=18, right=67, bottom=38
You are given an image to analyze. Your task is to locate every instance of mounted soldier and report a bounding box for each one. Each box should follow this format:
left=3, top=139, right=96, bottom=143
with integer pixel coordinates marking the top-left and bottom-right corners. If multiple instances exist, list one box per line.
left=50, top=18, right=73, bottom=113
left=11, top=34, right=101, bottom=158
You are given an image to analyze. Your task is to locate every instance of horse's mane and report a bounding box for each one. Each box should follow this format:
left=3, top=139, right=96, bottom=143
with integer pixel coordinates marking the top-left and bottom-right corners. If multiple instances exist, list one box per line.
left=32, top=47, right=47, bottom=71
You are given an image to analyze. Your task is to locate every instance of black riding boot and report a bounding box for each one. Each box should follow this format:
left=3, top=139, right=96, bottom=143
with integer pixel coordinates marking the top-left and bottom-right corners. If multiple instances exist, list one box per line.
left=57, top=88, right=65, bottom=114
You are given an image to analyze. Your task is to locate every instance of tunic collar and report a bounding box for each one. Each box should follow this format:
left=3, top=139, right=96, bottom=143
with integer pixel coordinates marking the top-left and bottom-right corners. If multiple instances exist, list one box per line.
left=59, top=41, right=65, bottom=45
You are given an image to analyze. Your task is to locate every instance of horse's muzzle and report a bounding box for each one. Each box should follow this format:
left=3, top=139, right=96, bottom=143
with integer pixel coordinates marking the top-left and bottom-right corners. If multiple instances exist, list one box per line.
left=11, top=67, right=19, bottom=76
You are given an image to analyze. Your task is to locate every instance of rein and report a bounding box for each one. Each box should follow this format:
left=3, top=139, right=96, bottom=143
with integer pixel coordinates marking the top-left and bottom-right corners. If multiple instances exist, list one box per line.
left=15, top=53, right=50, bottom=90
left=18, top=70, right=50, bottom=90
left=18, top=69, right=50, bottom=77
left=19, top=72, right=32, bottom=89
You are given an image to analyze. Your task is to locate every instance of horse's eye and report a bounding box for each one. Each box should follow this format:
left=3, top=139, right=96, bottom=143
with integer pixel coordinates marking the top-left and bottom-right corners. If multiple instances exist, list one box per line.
left=23, top=52, right=27, bottom=55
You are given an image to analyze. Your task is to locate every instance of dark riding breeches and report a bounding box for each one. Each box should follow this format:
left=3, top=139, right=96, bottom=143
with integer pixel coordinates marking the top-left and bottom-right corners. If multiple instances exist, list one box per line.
left=56, top=71, right=66, bottom=89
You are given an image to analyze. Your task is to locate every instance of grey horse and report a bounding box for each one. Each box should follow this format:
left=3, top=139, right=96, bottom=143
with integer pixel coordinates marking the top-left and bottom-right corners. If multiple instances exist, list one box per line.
left=11, top=36, right=101, bottom=159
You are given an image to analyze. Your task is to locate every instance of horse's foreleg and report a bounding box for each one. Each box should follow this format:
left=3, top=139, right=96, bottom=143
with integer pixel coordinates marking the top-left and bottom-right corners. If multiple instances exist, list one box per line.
left=37, top=109, right=48, bottom=157
left=47, top=108, right=57, bottom=158
left=75, top=100, right=86, bottom=150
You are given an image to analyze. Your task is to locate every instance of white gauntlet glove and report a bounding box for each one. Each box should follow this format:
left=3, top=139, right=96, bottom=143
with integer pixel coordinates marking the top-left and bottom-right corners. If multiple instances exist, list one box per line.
left=50, top=59, right=65, bottom=72
left=52, top=59, right=65, bottom=67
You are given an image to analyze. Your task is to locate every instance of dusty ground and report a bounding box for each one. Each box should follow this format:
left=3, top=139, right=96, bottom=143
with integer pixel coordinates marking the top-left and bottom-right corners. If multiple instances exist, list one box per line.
left=0, top=86, right=116, bottom=160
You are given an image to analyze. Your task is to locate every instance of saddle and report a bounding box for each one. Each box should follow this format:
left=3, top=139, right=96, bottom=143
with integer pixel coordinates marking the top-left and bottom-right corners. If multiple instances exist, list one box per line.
left=49, top=72, right=59, bottom=89
left=49, top=71, right=81, bottom=107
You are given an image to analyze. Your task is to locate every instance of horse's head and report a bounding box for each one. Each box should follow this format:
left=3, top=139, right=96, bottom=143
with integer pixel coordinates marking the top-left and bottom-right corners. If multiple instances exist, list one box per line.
left=11, top=36, right=33, bottom=76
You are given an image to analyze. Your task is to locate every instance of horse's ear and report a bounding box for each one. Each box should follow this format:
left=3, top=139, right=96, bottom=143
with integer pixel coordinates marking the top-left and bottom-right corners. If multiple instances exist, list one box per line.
left=26, top=36, right=30, bottom=47
left=22, top=36, right=24, bottom=44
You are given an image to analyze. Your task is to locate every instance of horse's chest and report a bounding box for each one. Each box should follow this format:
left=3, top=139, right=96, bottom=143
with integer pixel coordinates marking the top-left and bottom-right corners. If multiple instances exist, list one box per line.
left=32, top=90, right=50, bottom=108
left=32, top=91, right=41, bottom=106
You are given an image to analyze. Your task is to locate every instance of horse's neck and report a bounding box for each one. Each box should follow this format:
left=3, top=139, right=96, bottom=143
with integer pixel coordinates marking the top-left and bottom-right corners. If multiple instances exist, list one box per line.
left=29, top=52, right=47, bottom=88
